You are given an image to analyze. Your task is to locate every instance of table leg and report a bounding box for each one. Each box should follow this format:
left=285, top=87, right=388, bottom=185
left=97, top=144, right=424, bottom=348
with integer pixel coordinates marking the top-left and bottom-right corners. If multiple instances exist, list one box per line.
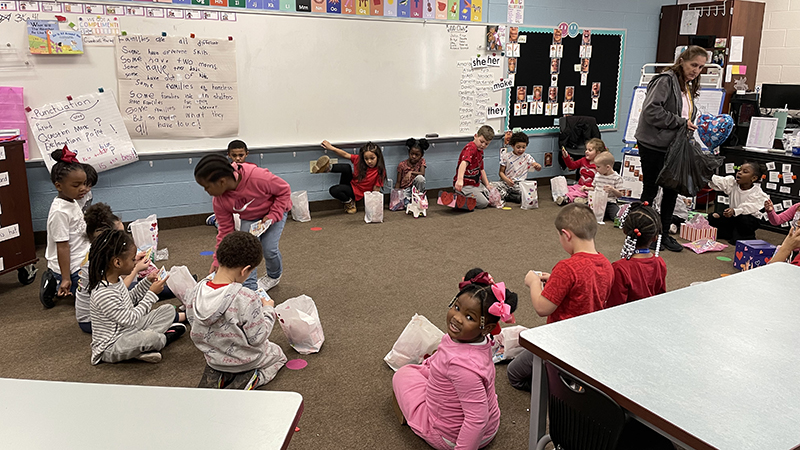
left=528, top=354, right=548, bottom=450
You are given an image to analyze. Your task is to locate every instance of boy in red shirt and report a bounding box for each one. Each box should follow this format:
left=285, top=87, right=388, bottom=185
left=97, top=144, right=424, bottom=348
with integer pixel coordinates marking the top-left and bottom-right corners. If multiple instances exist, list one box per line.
left=453, top=125, right=495, bottom=210
left=507, top=203, right=613, bottom=391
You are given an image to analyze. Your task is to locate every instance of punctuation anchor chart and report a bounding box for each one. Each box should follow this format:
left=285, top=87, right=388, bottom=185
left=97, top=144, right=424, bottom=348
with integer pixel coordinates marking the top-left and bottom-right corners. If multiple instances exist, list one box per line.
left=25, top=92, right=138, bottom=173
left=116, top=35, right=239, bottom=139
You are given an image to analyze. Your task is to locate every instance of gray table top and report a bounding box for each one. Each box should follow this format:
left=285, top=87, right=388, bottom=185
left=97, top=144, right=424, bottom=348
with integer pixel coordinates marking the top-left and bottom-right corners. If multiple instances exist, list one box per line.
left=520, top=263, right=800, bottom=450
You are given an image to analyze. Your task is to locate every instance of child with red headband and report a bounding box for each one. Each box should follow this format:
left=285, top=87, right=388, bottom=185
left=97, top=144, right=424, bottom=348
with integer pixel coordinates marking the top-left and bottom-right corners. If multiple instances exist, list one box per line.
left=392, top=268, right=518, bottom=450
left=41, top=147, right=91, bottom=309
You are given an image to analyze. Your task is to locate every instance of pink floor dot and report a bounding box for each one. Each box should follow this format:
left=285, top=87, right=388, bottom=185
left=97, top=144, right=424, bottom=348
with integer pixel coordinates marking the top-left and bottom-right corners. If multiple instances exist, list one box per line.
left=286, top=359, right=308, bottom=370
left=310, top=227, right=322, bottom=231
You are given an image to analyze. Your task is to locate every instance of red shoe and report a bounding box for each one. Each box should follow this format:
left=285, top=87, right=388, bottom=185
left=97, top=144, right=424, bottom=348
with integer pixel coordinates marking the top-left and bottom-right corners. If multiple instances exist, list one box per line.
left=438, top=191, right=455, bottom=207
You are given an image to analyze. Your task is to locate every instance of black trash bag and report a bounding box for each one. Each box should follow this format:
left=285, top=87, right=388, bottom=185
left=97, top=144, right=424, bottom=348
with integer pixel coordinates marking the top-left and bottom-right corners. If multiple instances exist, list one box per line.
left=656, top=131, right=724, bottom=197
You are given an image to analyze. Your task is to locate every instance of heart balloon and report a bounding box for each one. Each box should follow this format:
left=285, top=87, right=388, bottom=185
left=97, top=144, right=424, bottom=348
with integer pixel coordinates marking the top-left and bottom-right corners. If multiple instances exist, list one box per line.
left=695, top=113, right=734, bottom=150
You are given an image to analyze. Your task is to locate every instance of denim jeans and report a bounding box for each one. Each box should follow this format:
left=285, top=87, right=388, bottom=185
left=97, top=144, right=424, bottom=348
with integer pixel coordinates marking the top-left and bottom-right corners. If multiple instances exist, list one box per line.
left=52, top=270, right=81, bottom=297
left=240, top=211, right=288, bottom=290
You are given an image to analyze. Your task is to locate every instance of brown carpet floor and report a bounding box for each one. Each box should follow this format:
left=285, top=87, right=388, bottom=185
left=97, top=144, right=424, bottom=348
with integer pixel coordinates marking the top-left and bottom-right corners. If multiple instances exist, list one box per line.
left=0, top=186, right=785, bottom=450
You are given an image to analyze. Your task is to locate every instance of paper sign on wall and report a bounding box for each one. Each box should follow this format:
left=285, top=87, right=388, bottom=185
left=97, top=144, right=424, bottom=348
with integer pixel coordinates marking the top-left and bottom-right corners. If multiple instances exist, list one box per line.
left=78, top=16, right=120, bottom=46
left=0, top=223, right=19, bottom=243
left=0, top=172, right=8, bottom=187
left=26, top=92, right=139, bottom=173
left=116, top=35, right=239, bottom=139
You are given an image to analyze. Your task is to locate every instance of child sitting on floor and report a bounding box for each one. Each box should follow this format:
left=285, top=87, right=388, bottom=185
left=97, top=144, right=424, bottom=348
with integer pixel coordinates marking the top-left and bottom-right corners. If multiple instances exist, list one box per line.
left=556, top=138, right=608, bottom=206
left=396, top=138, right=428, bottom=201
left=188, top=231, right=287, bottom=390
left=765, top=198, right=800, bottom=228
left=607, top=202, right=667, bottom=308
left=708, top=161, right=769, bottom=244
left=590, top=151, right=624, bottom=220
left=89, top=229, right=185, bottom=364
left=507, top=203, right=613, bottom=391
left=393, top=268, right=517, bottom=450
left=313, top=140, right=387, bottom=214
left=452, top=125, right=495, bottom=210
left=491, top=131, right=541, bottom=203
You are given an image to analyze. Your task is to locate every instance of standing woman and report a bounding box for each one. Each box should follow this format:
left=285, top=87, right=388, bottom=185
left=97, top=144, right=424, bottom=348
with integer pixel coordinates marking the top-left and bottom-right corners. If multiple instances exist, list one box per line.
left=635, top=45, right=707, bottom=252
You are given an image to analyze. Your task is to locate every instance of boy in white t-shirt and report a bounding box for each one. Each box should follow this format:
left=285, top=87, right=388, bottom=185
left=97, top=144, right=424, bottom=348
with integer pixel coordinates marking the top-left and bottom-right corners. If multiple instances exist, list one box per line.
left=491, top=132, right=541, bottom=203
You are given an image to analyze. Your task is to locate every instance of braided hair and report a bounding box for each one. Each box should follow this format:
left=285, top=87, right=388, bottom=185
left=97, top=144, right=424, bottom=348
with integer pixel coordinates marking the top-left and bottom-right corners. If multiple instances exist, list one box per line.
left=619, top=202, right=662, bottom=259
left=194, top=154, right=237, bottom=183
left=88, top=229, right=134, bottom=293
left=405, top=138, right=430, bottom=156
left=49, top=148, right=86, bottom=185
left=354, top=142, right=386, bottom=183
left=450, top=268, right=519, bottom=330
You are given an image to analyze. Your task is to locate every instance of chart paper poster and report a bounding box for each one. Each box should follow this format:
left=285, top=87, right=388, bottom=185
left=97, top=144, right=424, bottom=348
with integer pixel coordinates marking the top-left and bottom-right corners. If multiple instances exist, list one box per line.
left=115, top=35, right=239, bottom=139
left=26, top=92, right=139, bottom=173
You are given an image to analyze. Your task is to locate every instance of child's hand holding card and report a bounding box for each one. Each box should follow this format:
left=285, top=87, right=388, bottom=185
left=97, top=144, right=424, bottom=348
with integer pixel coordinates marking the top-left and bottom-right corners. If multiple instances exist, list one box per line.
left=157, top=266, right=168, bottom=281
left=249, top=219, right=273, bottom=238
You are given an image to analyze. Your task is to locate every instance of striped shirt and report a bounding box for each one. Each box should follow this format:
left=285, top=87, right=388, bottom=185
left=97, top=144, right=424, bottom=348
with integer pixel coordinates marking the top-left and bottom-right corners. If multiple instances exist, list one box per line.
left=90, top=277, right=158, bottom=365
left=592, top=172, right=624, bottom=203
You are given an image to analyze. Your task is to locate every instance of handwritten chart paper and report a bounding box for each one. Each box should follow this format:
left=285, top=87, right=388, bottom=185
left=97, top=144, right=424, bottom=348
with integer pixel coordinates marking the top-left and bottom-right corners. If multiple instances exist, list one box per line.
left=26, top=92, right=138, bottom=172
left=115, top=35, right=238, bottom=139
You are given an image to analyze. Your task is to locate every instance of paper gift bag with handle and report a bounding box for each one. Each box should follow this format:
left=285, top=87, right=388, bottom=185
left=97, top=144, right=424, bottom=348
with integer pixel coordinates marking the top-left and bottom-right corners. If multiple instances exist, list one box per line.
left=128, top=214, right=159, bottom=253
left=290, top=190, right=311, bottom=222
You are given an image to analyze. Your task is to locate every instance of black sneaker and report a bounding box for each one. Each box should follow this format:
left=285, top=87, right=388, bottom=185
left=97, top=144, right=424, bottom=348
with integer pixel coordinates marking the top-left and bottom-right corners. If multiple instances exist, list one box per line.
left=661, top=234, right=684, bottom=252
left=164, top=323, right=186, bottom=346
left=222, top=369, right=260, bottom=390
left=197, top=365, right=223, bottom=388
left=39, top=269, right=58, bottom=309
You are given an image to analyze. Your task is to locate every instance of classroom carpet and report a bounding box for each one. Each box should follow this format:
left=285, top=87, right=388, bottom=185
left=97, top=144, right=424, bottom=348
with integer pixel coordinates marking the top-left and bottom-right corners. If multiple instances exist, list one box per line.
left=0, top=186, right=786, bottom=450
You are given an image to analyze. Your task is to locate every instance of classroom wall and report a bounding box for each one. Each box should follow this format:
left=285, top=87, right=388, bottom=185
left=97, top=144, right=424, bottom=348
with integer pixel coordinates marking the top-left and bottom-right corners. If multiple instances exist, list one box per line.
left=25, top=0, right=671, bottom=232
left=755, top=0, right=800, bottom=85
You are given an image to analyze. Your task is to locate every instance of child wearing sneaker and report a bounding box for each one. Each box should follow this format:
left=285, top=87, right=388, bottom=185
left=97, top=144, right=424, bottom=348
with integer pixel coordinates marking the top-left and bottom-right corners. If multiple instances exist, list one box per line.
left=556, top=138, right=608, bottom=206
left=590, top=152, right=624, bottom=220
left=453, top=125, right=495, bottom=209
left=206, top=140, right=252, bottom=228
left=392, top=268, right=517, bottom=449
left=507, top=204, right=613, bottom=391
left=89, top=229, right=185, bottom=365
left=187, top=231, right=287, bottom=390
left=41, top=147, right=90, bottom=309
left=491, top=131, right=542, bottom=203
left=607, top=202, right=667, bottom=308
left=313, top=140, right=387, bottom=214
left=194, top=154, right=292, bottom=292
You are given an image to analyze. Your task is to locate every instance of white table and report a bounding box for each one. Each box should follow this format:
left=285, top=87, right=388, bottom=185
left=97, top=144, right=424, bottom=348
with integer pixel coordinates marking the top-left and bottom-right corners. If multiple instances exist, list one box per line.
left=520, top=263, right=800, bottom=450
left=0, top=378, right=303, bottom=449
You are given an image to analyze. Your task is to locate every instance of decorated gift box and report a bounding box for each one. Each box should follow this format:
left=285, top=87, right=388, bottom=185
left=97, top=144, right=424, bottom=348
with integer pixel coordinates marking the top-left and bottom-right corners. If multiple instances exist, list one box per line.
left=733, top=240, right=777, bottom=270
left=679, top=214, right=717, bottom=242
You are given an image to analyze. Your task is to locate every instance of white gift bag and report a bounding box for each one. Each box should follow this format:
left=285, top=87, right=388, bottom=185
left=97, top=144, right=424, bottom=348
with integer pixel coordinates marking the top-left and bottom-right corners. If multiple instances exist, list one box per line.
left=166, top=265, right=197, bottom=305
left=364, top=191, right=384, bottom=223
left=128, top=214, right=158, bottom=252
left=550, top=176, right=569, bottom=201
left=492, top=325, right=529, bottom=363
left=275, top=295, right=325, bottom=354
left=588, top=189, right=609, bottom=223
left=290, top=191, right=312, bottom=223
left=384, top=314, right=444, bottom=371
left=519, top=180, right=539, bottom=210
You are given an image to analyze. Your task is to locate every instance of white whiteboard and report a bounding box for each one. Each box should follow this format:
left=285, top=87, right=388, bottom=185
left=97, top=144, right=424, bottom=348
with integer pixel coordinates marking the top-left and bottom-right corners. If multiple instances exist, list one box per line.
left=623, top=86, right=726, bottom=144
left=0, top=7, right=504, bottom=160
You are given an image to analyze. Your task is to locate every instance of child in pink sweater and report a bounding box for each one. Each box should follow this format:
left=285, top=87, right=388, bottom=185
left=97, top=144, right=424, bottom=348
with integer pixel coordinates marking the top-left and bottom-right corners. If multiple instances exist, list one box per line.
left=765, top=199, right=800, bottom=227
left=194, top=154, right=292, bottom=293
left=392, top=269, right=517, bottom=450
left=556, top=138, right=608, bottom=206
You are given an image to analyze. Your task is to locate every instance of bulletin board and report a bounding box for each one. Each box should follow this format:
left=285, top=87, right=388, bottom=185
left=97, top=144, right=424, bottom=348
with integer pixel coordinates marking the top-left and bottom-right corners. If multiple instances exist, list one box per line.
left=0, top=3, right=504, bottom=162
left=504, top=27, right=625, bottom=135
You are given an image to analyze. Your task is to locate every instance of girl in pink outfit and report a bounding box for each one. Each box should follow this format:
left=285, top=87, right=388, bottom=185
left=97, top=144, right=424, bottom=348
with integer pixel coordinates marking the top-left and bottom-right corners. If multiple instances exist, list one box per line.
left=556, top=138, right=608, bottom=206
left=765, top=199, right=800, bottom=227
left=393, top=269, right=518, bottom=450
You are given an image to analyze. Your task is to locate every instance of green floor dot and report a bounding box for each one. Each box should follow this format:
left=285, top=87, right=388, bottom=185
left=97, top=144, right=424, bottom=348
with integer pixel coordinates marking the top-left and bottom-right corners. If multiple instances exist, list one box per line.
left=717, top=256, right=732, bottom=262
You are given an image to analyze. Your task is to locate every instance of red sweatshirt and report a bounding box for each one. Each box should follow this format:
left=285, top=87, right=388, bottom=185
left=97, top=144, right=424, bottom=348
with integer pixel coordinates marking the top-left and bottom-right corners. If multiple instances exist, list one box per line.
left=212, top=163, right=291, bottom=264
left=563, top=154, right=597, bottom=187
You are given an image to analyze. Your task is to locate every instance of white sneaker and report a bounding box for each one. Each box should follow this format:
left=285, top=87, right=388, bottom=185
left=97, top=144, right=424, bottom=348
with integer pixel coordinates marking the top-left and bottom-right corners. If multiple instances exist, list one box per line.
left=257, top=275, right=281, bottom=291
left=669, top=223, right=678, bottom=234
left=135, top=351, right=162, bottom=363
